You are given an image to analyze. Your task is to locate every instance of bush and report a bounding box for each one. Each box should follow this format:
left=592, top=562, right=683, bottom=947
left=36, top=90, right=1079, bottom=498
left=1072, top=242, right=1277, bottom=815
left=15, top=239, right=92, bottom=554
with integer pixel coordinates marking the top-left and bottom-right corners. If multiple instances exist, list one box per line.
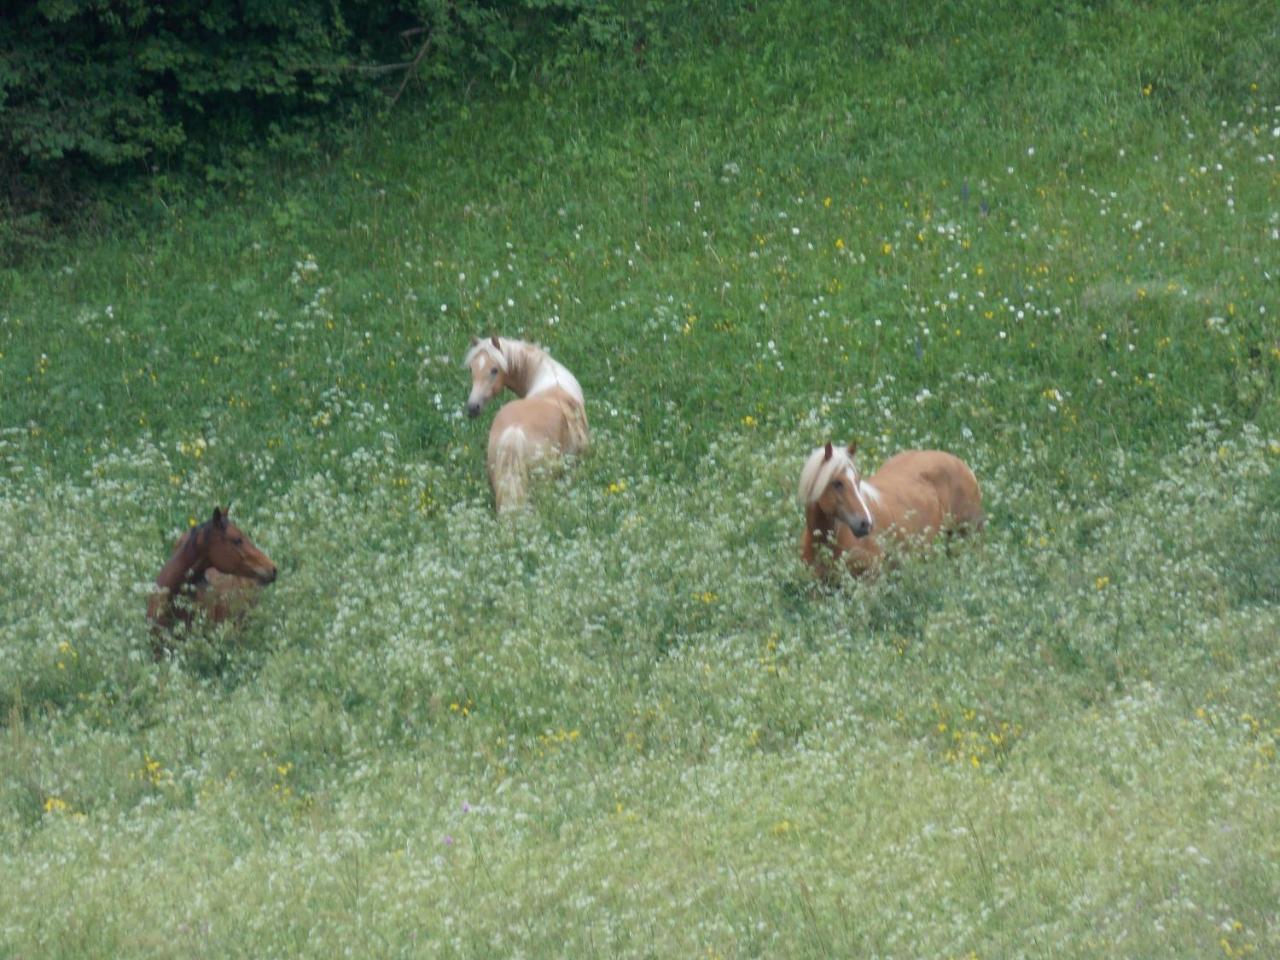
left=0, top=0, right=648, bottom=248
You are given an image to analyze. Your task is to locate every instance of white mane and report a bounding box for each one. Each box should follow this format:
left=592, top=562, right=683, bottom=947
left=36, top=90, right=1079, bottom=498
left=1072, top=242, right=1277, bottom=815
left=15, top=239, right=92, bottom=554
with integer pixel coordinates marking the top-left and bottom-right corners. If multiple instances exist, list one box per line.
left=798, top=445, right=859, bottom=505
left=464, top=336, right=584, bottom=404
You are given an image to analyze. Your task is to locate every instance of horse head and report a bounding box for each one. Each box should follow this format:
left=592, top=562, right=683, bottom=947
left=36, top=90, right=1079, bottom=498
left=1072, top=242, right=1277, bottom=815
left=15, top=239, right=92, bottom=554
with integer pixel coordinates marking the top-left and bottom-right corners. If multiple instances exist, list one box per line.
left=814, top=442, right=874, bottom=538
left=465, top=335, right=508, bottom=417
left=198, top=506, right=277, bottom=584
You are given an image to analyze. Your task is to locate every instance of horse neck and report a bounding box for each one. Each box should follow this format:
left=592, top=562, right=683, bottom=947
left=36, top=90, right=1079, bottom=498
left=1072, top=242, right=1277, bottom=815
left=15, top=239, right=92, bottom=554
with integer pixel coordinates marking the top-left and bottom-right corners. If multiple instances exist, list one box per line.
left=507, top=344, right=581, bottom=403
left=496, top=343, right=530, bottom=396
left=801, top=501, right=837, bottom=563
left=155, top=532, right=208, bottom=594
left=858, top=477, right=893, bottom=531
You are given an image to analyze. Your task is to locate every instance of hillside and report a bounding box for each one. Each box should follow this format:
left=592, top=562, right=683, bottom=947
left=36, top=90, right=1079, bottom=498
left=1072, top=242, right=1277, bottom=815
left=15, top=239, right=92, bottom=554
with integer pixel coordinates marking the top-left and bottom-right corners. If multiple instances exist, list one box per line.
left=1, top=2, right=1278, bottom=956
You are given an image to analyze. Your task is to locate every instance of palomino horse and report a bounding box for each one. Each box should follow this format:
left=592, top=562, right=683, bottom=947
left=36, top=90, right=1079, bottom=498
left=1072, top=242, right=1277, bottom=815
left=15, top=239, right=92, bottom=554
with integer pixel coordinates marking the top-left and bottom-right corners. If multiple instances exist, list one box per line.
left=799, top=443, right=983, bottom=578
left=147, top=506, right=277, bottom=657
left=464, top=335, right=590, bottom=512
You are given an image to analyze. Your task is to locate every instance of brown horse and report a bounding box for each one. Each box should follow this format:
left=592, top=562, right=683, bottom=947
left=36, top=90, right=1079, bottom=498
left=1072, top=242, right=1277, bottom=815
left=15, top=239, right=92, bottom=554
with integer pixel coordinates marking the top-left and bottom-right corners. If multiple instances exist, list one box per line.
left=147, top=506, right=277, bottom=657
left=799, top=443, right=984, bottom=579
left=464, top=335, right=590, bottom=512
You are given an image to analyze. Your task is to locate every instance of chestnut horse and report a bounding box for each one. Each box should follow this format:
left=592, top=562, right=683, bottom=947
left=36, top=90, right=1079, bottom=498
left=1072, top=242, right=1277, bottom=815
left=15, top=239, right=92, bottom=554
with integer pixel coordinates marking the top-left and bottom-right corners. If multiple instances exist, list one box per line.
left=147, top=506, right=277, bottom=657
left=464, top=335, right=589, bottom=512
left=799, top=443, right=983, bottom=579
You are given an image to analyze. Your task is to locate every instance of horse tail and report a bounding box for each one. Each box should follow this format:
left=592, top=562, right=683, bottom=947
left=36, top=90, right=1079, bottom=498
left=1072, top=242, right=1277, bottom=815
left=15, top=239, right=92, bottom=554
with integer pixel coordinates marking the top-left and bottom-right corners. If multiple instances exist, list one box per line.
left=491, top=426, right=529, bottom=513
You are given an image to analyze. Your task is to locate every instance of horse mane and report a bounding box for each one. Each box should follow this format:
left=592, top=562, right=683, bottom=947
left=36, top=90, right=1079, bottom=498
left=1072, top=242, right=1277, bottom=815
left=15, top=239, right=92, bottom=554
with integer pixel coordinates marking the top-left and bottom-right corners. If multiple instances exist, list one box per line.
left=171, top=524, right=204, bottom=556
left=463, top=337, right=518, bottom=373
left=155, top=521, right=210, bottom=593
left=797, top=445, right=857, bottom=505
left=171, top=512, right=230, bottom=558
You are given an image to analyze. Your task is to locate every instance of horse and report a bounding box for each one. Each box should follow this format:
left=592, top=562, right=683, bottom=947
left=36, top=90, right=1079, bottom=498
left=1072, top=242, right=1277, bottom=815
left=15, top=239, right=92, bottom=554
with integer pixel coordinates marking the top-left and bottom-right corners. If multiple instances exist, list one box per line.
left=146, top=506, right=277, bottom=658
left=463, top=335, right=590, bottom=512
left=798, top=442, right=984, bottom=579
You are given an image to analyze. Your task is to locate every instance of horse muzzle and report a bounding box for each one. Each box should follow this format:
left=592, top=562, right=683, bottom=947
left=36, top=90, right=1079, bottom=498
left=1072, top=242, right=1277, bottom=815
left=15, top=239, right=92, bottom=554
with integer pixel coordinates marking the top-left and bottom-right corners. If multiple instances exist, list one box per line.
left=466, top=401, right=482, bottom=418
left=257, top=565, right=278, bottom=585
left=843, top=515, right=873, bottom=538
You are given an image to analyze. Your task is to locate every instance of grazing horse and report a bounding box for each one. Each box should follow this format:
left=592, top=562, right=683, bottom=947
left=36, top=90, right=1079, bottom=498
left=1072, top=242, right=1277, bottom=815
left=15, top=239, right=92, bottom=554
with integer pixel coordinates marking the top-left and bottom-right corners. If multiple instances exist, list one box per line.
left=464, top=335, right=590, bottom=512
left=147, top=506, right=277, bottom=658
left=799, top=443, right=983, bottom=579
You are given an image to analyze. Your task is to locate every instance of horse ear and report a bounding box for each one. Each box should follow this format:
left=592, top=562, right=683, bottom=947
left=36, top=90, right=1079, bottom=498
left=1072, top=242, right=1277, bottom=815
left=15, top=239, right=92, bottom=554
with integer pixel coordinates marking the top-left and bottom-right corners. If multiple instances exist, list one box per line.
left=211, top=506, right=227, bottom=528
left=470, top=335, right=479, bottom=347
left=823, top=442, right=833, bottom=461
left=490, top=334, right=501, bottom=350
left=847, top=441, right=857, bottom=457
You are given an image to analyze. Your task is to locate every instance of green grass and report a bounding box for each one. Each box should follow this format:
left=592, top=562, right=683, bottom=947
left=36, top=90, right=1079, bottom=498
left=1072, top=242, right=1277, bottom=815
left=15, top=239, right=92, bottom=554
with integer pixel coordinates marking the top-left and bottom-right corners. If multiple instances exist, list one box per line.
left=2, top=1, right=1279, bottom=956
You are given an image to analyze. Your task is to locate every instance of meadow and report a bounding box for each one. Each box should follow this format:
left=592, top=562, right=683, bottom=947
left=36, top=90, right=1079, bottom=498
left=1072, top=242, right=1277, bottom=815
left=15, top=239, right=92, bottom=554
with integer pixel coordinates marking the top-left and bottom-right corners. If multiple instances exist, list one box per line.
left=1, top=1, right=1278, bottom=956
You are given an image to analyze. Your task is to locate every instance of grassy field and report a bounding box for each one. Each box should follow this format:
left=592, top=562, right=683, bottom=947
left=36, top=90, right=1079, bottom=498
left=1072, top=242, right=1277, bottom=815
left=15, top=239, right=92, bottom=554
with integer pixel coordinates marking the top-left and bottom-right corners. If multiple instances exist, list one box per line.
left=2, top=1, right=1278, bottom=956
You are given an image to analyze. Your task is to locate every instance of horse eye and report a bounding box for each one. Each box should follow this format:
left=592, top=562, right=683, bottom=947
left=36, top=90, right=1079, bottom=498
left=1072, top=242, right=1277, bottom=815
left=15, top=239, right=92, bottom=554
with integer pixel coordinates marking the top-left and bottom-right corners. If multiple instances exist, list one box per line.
left=490, top=367, right=499, bottom=376
left=832, top=479, right=844, bottom=490
left=232, top=537, right=244, bottom=546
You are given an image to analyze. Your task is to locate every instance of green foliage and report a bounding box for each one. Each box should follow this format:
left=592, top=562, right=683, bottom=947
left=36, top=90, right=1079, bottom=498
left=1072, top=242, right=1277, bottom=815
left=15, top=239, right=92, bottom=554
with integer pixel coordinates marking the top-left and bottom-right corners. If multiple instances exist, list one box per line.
left=0, top=0, right=659, bottom=254
left=4, top=0, right=334, bottom=165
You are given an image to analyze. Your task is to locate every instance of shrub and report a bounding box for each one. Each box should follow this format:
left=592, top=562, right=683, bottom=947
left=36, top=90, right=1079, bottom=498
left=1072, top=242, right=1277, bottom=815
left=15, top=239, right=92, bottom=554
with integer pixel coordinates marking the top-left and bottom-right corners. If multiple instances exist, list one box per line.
left=0, top=0, right=650, bottom=248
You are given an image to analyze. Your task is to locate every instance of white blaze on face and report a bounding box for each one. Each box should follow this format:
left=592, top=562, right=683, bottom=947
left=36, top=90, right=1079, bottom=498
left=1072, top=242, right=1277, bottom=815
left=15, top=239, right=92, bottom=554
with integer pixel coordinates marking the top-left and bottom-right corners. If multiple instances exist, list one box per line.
left=846, top=468, right=874, bottom=524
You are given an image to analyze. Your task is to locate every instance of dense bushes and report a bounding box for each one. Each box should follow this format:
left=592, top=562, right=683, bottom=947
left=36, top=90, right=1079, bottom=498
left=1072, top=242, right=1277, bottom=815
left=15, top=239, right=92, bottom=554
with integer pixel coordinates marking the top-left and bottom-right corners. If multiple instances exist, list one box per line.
left=0, top=0, right=653, bottom=248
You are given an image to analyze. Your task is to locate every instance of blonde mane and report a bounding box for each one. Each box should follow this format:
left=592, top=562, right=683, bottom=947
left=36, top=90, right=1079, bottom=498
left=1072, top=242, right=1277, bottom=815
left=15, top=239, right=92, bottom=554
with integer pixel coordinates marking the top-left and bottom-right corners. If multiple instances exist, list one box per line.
left=798, top=445, right=859, bottom=505
left=463, top=338, right=510, bottom=373
left=464, top=336, right=584, bottom=405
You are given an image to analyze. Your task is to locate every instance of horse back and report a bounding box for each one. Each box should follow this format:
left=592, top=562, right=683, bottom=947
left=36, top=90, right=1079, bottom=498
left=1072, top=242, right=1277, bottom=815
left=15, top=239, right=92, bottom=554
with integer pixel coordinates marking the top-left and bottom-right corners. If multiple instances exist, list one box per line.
left=488, top=386, right=588, bottom=457
left=872, top=450, right=983, bottom=528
